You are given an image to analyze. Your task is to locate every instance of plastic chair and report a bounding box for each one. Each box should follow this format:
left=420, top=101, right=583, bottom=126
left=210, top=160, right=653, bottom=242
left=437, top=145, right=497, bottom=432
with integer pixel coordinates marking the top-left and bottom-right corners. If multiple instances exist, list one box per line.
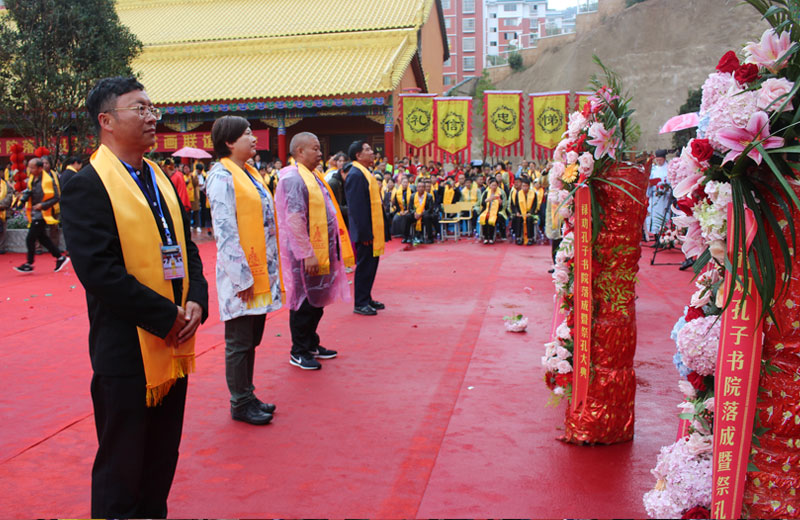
left=456, top=201, right=475, bottom=237
left=440, top=203, right=461, bottom=241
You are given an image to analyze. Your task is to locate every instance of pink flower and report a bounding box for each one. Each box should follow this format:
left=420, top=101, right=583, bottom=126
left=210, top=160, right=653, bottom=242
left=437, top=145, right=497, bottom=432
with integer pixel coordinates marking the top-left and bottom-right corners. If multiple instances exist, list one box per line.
left=757, top=77, right=795, bottom=112
left=673, top=172, right=704, bottom=200
left=565, top=150, right=579, bottom=165
left=567, top=112, right=588, bottom=139
left=744, top=28, right=792, bottom=72
left=553, top=138, right=570, bottom=161
left=716, top=111, right=784, bottom=165
left=578, top=152, right=595, bottom=176
left=587, top=122, right=619, bottom=160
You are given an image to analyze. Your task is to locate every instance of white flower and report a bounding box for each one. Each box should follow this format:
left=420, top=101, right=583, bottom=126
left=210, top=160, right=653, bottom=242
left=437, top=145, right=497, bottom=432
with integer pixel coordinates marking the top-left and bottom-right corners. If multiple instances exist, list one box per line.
left=553, top=386, right=565, bottom=396
left=567, top=112, right=588, bottom=139
left=556, top=360, right=572, bottom=374
left=578, top=152, right=595, bottom=175
left=556, top=321, right=572, bottom=340
left=678, top=380, right=696, bottom=399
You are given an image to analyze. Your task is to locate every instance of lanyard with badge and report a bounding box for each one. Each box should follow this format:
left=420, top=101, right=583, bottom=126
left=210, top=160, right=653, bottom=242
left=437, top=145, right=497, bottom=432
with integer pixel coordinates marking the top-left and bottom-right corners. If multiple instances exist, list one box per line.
left=124, top=160, right=185, bottom=281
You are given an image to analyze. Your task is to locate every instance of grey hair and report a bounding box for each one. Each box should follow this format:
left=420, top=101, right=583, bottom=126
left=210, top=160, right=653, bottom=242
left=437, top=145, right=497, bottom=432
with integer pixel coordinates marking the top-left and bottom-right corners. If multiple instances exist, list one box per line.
left=289, top=132, right=318, bottom=156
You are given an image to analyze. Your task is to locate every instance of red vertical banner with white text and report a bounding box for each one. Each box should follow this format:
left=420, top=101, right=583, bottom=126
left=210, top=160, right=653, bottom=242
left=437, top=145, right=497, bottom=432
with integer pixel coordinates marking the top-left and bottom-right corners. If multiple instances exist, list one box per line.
left=572, top=183, right=592, bottom=412
left=711, top=205, right=764, bottom=519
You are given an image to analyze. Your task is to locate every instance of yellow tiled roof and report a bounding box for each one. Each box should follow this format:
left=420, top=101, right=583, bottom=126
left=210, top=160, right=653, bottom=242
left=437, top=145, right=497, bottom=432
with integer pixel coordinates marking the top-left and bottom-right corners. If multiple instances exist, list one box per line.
left=135, top=29, right=419, bottom=104
left=117, top=0, right=435, bottom=45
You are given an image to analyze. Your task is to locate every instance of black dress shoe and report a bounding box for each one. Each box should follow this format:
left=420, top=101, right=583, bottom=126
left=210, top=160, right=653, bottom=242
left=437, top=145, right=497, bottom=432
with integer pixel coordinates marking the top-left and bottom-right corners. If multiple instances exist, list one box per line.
left=254, top=397, right=276, bottom=414
left=354, top=304, right=377, bottom=316
left=369, top=299, right=385, bottom=310
left=232, top=400, right=273, bottom=425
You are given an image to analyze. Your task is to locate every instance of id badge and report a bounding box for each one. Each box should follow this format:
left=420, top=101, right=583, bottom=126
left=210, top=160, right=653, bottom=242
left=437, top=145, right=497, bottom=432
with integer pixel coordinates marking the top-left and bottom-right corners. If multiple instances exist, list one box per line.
left=161, top=244, right=185, bottom=280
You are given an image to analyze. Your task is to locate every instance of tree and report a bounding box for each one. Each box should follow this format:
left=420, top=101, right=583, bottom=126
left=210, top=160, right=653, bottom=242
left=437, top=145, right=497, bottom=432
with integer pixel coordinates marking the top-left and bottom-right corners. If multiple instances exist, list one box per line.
left=0, top=0, right=142, bottom=162
left=672, top=87, right=702, bottom=151
left=508, top=52, right=524, bottom=72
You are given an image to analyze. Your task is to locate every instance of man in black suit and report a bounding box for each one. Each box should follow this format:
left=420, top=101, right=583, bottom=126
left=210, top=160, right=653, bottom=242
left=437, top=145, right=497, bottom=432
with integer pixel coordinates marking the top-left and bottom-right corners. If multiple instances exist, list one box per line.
left=59, top=156, right=83, bottom=188
left=344, top=140, right=385, bottom=316
left=60, top=77, right=208, bottom=518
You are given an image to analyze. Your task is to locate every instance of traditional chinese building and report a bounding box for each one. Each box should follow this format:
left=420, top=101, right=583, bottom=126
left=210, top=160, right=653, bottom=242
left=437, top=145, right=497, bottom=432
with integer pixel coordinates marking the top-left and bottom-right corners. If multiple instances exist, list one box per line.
left=114, top=0, right=448, bottom=164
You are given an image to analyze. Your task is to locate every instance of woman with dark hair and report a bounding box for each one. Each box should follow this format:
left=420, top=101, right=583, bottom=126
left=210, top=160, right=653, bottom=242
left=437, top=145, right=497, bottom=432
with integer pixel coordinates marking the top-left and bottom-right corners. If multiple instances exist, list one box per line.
left=206, top=115, right=282, bottom=426
left=196, top=162, right=212, bottom=236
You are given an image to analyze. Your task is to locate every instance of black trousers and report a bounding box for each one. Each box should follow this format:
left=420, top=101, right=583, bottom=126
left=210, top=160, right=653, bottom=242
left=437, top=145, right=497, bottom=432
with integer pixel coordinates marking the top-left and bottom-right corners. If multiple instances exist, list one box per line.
left=289, top=297, right=324, bottom=357
left=224, top=314, right=266, bottom=407
left=26, top=218, right=61, bottom=264
left=482, top=216, right=506, bottom=241
left=354, top=241, right=379, bottom=307
left=512, top=215, right=535, bottom=241
left=91, top=373, right=187, bottom=519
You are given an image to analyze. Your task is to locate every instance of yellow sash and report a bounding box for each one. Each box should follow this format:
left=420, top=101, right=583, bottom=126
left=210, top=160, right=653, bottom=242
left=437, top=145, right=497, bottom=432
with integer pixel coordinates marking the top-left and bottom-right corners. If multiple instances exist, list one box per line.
left=462, top=184, right=479, bottom=204
left=296, top=164, right=355, bottom=274
left=90, top=144, right=194, bottom=407
left=220, top=157, right=273, bottom=309
left=26, top=171, right=60, bottom=225
left=0, top=180, right=7, bottom=220
left=443, top=186, right=455, bottom=205
left=414, top=192, right=427, bottom=231
left=394, top=186, right=411, bottom=211
left=184, top=173, right=195, bottom=202
left=535, top=187, right=545, bottom=212
left=479, top=188, right=501, bottom=227
left=519, top=188, right=536, bottom=241
left=509, top=187, right=518, bottom=210
left=352, top=161, right=385, bottom=256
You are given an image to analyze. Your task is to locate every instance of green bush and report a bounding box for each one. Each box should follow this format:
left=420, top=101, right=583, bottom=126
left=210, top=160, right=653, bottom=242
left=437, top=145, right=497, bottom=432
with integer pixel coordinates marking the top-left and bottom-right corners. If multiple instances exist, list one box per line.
left=508, top=52, right=523, bottom=71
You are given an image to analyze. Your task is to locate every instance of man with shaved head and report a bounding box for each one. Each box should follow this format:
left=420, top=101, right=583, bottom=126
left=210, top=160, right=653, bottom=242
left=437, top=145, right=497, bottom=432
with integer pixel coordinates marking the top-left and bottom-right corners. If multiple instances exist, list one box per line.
left=274, top=132, right=352, bottom=370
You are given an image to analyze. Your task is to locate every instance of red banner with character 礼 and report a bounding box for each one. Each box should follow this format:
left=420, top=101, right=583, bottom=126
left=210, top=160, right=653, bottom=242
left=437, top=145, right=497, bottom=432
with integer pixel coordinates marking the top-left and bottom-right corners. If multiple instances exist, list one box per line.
left=711, top=204, right=764, bottom=519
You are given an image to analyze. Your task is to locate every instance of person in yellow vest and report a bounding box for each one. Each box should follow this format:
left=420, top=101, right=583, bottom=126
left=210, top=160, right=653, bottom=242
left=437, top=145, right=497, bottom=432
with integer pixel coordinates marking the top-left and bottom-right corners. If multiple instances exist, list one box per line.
left=409, top=177, right=436, bottom=244
left=206, top=115, right=283, bottom=422
left=345, top=139, right=385, bottom=316
left=0, top=173, right=13, bottom=254
left=479, top=177, right=507, bottom=245
left=512, top=177, right=537, bottom=246
left=275, top=132, right=353, bottom=369
left=13, top=158, right=69, bottom=273
left=392, top=175, right=413, bottom=240
left=60, top=77, right=208, bottom=518
left=181, top=163, right=200, bottom=231
left=41, top=155, right=64, bottom=252
left=459, top=176, right=480, bottom=235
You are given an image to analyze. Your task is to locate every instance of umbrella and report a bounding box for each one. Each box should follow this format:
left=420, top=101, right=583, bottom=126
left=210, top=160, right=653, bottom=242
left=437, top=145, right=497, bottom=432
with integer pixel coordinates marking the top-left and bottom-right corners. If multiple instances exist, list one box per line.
left=172, top=147, right=212, bottom=159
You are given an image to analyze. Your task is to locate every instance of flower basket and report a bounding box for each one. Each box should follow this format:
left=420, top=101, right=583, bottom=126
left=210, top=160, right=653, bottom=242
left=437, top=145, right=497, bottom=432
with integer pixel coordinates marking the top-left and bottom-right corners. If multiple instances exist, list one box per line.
left=742, top=175, right=800, bottom=518
left=562, top=162, right=648, bottom=444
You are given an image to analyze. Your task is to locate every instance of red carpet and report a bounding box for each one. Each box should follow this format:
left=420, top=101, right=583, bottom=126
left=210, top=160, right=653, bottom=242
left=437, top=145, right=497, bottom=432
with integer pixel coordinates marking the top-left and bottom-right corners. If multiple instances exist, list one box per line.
left=0, top=236, right=692, bottom=518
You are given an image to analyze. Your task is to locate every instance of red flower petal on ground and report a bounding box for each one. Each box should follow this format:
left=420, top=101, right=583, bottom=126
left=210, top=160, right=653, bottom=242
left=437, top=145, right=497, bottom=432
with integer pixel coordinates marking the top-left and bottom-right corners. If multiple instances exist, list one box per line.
left=687, top=371, right=707, bottom=392
left=716, top=51, right=740, bottom=74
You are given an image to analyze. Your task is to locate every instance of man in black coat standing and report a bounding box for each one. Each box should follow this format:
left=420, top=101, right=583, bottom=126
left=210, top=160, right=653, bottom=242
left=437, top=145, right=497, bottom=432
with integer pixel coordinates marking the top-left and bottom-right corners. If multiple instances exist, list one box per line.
left=60, top=77, right=208, bottom=518
left=344, top=140, right=385, bottom=316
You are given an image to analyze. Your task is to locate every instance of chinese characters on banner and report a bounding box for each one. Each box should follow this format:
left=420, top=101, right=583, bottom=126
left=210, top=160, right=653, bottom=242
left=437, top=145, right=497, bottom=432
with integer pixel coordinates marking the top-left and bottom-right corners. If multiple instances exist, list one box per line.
left=400, top=93, right=436, bottom=157
left=572, top=183, right=593, bottom=412
left=0, top=136, right=81, bottom=156
left=711, top=204, right=764, bottom=519
left=530, top=91, right=569, bottom=161
left=151, top=129, right=269, bottom=153
left=434, top=97, right=472, bottom=163
left=484, top=91, right=523, bottom=157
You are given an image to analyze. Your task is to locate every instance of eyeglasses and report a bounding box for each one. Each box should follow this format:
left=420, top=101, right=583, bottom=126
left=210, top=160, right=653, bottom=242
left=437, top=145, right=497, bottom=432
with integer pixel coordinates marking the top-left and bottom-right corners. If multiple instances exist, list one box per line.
left=108, top=105, right=162, bottom=121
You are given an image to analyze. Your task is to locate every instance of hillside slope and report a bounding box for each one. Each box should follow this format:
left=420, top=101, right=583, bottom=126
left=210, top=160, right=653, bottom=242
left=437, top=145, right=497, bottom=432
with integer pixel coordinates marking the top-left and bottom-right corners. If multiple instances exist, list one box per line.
left=496, top=0, right=769, bottom=151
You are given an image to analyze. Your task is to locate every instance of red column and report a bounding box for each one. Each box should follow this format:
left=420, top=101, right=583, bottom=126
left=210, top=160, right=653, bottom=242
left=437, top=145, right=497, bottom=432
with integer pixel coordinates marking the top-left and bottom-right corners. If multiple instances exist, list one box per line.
left=277, top=115, right=287, bottom=163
